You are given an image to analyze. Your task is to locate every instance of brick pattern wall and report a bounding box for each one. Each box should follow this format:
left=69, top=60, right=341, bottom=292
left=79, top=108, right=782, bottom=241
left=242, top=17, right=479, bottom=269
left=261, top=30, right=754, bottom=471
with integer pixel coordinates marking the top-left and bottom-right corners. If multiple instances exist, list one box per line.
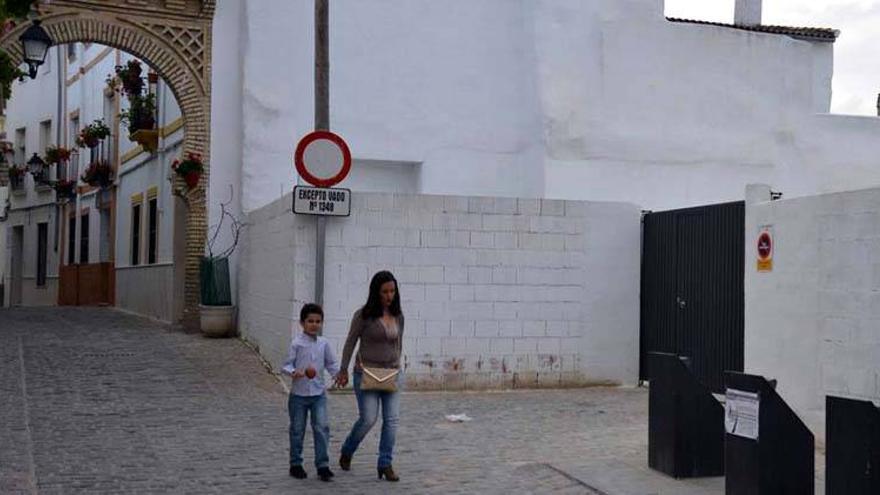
left=240, top=192, right=641, bottom=390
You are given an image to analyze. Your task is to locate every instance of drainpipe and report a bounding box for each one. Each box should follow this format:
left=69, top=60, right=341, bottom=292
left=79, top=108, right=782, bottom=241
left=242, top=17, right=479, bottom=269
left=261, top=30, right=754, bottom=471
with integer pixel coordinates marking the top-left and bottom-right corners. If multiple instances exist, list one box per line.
left=54, top=45, right=63, bottom=254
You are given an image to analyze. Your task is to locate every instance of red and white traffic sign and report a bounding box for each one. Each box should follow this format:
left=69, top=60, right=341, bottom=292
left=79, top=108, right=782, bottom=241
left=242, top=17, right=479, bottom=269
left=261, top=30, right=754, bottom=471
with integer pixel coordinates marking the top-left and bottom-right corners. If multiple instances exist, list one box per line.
left=756, top=226, right=773, bottom=272
left=294, top=130, right=352, bottom=188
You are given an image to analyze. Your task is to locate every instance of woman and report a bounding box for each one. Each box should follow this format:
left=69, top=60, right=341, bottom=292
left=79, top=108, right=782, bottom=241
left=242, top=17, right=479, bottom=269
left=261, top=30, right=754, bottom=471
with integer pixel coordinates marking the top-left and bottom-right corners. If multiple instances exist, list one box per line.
left=336, top=270, right=405, bottom=482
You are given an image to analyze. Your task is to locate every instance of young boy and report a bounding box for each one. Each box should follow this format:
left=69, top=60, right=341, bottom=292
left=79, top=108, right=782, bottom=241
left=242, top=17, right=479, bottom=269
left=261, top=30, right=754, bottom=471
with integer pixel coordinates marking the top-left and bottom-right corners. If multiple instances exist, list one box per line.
left=281, top=303, right=341, bottom=482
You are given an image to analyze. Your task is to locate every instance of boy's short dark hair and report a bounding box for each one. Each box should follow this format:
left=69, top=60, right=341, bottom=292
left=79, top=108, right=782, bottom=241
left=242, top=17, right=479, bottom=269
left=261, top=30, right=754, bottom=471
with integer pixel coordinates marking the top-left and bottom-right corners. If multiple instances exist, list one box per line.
left=300, top=303, right=324, bottom=322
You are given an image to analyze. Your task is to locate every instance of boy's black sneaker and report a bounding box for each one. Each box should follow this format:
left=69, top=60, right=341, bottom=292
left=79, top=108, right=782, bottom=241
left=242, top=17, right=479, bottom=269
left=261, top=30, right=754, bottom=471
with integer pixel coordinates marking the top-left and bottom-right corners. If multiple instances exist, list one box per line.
left=289, top=465, right=307, bottom=479
left=317, top=467, right=334, bottom=482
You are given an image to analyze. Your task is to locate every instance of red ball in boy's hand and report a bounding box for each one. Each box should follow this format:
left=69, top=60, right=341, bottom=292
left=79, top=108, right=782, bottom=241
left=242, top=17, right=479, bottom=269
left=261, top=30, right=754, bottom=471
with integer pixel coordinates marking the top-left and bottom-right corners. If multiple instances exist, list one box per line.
left=305, top=367, right=317, bottom=379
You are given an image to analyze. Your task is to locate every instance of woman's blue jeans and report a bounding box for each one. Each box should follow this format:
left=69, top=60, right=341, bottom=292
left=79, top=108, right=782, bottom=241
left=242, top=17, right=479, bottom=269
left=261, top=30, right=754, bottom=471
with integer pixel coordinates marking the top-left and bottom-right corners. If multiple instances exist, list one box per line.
left=341, top=371, right=401, bottom=468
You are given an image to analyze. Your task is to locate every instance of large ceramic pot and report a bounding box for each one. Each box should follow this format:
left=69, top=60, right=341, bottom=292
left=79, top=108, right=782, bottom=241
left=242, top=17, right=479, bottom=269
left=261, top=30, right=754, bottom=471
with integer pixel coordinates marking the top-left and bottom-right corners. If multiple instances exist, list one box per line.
left=200, top=304, right=235, bottom=338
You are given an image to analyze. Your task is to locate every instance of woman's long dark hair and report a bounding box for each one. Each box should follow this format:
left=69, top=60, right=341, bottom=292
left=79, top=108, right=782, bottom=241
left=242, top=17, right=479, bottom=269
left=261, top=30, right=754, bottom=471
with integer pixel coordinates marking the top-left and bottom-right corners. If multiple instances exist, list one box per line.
left=361, top=270, right=402, bottom=319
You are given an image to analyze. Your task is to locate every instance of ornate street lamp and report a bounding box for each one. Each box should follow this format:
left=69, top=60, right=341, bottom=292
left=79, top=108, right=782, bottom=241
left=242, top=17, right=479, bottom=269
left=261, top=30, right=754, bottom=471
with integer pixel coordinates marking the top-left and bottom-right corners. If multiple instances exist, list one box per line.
left=27, top=152, right=46, bottom=182
left=19, top=20, right=53, bottom=79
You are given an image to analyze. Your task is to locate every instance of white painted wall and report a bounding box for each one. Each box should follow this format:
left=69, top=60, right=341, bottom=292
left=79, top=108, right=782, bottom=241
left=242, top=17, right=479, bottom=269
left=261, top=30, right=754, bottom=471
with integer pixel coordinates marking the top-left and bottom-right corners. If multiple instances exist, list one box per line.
left=4, top=205, right=60, bottom=306
left=3, top=47, right=64, bottom=306
left=235, top=0, right=879, bottom=217
left=239, top=191, right=641, bottom=389
left=745, top=185, right=880, bottom=442
left=239, top=0, right=546, bottom=213
left=210, top=0, right=246, bottom=304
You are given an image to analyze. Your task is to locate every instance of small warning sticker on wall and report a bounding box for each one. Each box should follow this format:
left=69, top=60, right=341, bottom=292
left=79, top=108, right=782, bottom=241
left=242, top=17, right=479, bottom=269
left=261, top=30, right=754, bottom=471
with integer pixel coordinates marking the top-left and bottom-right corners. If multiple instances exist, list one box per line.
left=756, top=226, right=773, bottom=272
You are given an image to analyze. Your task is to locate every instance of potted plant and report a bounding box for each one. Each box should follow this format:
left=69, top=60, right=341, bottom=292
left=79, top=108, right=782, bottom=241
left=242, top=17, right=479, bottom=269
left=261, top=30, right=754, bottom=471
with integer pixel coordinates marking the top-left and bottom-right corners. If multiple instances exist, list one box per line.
left=81, top=160, right=114, bottom=188
left=112, top=60, right=159, bottom=152
left=0, top=50, right=25, bottom=101
left=113, top=59, right=144, bottom=98
left=172, top=152, right=204, bottom=190
left=53, top=178, right=77, bottom=202
left=44, top=145, right=71, bottom=165
left=75, top=119, right=111, bottom=149
left=200, top=188, right=245, bottom=338
left=121, top=93, right=158, bottom=152
left=8, top=164, right=25, bottom=190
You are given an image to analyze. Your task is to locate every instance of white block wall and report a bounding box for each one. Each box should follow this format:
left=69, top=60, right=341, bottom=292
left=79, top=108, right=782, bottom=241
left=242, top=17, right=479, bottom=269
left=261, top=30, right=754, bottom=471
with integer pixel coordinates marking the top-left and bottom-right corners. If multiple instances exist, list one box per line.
left=239, top=192, right=641, bottom=390
left=746, top=185, right=880, bottom=440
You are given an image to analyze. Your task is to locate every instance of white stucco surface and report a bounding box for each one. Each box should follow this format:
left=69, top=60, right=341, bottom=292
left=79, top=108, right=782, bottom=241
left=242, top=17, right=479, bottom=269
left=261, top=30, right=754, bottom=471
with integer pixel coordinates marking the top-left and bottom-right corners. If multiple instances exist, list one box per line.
left=230, top=0, right=879, bottom=217
left=745, top=185, right=880, bottom=442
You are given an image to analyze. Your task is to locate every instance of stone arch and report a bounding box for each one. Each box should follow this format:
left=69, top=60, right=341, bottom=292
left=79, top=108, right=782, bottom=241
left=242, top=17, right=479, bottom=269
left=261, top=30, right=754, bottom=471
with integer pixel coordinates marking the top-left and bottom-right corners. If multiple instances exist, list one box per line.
left=0, top=0, right=215, bottom=329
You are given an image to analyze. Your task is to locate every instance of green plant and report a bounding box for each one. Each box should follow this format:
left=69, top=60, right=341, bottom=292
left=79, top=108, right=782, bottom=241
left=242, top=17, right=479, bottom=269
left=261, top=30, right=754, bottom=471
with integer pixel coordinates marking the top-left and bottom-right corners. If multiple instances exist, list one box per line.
left=0, top=50, right=25, bottom=100
left=75, top=119, right=111, bottom=148
left=53, top=178, right=77, bottom=201
left=8, top=164, right=25, bottom=188
left=0, top=0, right=37, bottom=100
left=0, top=0, right=36, bottom=20
left=119, top=92, right=156, bottom=134
left=44, top=145, right=71, bottom=165
left=172, top=152, right=204, bottom=189
left=112, top=59, right=144, bottom=98
left=80, top=160, right=113, bottom=188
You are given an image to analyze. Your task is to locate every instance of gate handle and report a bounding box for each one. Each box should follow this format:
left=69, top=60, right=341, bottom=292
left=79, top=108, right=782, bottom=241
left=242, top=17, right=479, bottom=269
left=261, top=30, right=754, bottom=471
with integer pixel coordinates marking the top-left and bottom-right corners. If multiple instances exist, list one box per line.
left=676, top=296, right=687, bottom=309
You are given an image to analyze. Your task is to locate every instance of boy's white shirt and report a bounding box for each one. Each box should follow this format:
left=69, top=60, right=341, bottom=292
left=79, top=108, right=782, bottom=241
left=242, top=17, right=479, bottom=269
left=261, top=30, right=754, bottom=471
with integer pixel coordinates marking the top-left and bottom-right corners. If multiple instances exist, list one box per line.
left=281, top=332, right=341, bottom=397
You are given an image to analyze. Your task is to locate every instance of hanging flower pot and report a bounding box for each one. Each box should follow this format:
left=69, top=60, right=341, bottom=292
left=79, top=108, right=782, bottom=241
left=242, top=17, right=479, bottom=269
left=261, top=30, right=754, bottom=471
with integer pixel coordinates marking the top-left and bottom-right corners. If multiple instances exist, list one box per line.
left=44, top=145, right=71, bottom=165
left=172, top=152, right=204, bottom=190
left=81, top=160, right=114, bottom=189
left=113, top=59, right=144, bottom=98
left=131, top=129, right=159, bottom=153
left=184, top=171, right=200, bottom=189
left=8, top=165, right=25, bottom=190
left=121, top=93, right=158, bottom=152
left=53, top=179, right=77, bottom=202
left=75, top=120, right=111, bottom=149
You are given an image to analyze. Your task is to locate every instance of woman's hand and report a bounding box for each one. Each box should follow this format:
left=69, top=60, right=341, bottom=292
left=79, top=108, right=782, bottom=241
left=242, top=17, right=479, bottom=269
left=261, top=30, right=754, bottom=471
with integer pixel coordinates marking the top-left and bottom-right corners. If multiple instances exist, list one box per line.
left=334, top=370, right=349, bottom=388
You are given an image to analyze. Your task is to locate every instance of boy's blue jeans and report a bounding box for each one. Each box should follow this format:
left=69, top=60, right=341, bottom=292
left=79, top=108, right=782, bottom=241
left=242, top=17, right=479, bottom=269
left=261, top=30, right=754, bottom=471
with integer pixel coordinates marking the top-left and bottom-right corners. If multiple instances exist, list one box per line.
left=288, top=393, right=330, bottom=468
left=340, top=371, right=401, bottom=468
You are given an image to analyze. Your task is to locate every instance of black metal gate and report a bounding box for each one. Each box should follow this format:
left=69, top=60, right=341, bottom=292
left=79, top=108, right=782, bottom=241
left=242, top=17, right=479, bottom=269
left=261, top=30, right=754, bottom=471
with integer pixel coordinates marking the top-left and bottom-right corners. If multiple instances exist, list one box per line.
left=640, top=201, right=744, bottom=392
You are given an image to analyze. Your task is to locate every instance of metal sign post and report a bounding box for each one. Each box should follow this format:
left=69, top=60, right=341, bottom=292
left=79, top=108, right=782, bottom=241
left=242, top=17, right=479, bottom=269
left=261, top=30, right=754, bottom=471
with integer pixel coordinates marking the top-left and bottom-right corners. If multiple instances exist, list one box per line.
left=294, top=127, right=352, bottom=309
left=314, top=0, right=329, bottom=306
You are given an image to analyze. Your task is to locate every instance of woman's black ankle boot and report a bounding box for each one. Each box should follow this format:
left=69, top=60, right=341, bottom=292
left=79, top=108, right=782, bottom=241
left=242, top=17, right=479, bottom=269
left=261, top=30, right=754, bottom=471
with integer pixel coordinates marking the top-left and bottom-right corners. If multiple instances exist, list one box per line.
left=377, top=465, right=399, bottom=482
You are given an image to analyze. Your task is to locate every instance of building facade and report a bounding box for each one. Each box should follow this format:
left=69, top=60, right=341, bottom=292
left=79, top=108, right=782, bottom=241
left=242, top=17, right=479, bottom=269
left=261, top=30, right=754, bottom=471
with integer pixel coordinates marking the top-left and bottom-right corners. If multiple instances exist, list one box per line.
left=2, top=42, right=183, bottom=319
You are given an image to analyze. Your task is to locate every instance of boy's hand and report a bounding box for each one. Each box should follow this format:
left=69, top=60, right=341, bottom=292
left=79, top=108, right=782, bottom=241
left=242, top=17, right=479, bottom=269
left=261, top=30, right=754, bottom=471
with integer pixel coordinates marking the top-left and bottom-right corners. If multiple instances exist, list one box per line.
left=291, top=370, right=306, bottom=380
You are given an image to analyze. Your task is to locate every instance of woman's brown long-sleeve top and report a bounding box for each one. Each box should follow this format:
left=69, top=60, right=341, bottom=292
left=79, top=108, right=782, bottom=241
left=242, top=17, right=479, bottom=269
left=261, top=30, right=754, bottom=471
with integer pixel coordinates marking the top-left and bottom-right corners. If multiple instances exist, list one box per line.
left=340, top=309, right=405, bottom=372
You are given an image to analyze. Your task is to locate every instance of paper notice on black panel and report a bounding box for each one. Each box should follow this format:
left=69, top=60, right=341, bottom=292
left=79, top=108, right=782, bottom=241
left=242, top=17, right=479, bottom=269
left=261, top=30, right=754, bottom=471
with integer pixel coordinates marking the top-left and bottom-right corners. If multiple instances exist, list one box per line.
left=725, top=388, right=760, bottom=440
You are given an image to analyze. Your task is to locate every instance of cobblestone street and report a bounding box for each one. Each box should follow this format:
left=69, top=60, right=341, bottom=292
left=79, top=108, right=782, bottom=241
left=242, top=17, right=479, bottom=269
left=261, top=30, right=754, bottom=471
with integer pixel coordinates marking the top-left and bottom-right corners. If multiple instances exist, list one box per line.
left=1, top=308, right=729, bottom=494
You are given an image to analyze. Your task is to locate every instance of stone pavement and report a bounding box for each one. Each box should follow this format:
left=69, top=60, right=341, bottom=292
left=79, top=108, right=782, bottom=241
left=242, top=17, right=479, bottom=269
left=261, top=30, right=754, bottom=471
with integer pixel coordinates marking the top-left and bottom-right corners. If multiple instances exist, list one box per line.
left=0, top=307, right=820, bottom=494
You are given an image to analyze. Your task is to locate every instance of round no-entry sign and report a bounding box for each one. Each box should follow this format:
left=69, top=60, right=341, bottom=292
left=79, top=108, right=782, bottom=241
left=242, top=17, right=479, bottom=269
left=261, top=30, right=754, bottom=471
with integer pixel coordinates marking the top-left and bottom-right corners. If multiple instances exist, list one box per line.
left=294, top=130, right=352, bottom=188
left=757, top=231, right=772, bottom=260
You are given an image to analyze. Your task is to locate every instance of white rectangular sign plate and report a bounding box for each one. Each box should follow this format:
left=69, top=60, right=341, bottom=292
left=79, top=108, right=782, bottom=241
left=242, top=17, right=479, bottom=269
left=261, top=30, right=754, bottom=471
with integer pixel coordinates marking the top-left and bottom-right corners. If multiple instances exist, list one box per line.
left=292, top=186, right=351, bottom=217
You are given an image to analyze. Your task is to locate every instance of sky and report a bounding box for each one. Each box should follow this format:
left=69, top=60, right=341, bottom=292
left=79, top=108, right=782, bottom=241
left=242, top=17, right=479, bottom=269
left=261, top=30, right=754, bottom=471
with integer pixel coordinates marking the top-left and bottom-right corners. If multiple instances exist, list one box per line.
left=665, top=0, right=879, bottom=115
